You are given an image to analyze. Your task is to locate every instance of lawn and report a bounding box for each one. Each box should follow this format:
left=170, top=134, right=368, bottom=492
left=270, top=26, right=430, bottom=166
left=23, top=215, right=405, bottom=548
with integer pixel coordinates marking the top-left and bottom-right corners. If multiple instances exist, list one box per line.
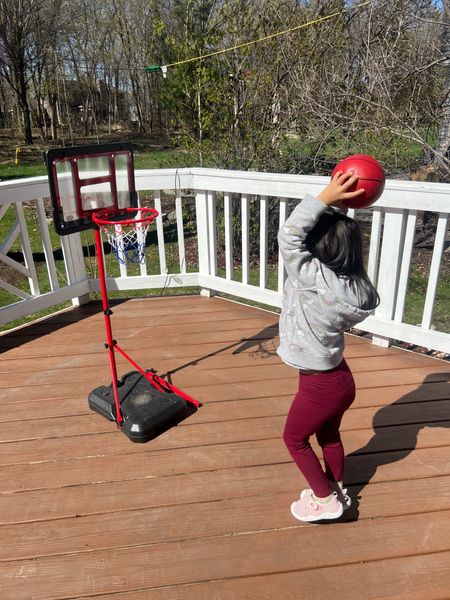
left=0, top=148, right=197, bottom=181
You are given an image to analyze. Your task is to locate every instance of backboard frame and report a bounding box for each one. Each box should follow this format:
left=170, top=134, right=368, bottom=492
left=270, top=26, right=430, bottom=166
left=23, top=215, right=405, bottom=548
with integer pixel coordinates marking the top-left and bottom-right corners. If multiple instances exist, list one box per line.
left=45, top=142, right=138, bottom=236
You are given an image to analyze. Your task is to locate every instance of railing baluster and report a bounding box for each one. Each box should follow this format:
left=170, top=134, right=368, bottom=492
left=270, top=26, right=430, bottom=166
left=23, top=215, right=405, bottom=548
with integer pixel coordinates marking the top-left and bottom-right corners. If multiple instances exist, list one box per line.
left=421, top=213, right=449, bottom=329
left=207, top=191, right=217, bottom=276
left=278, top=198, right=287, bottom=293
left=394, top=210, right=417, bottom=322
left=36, top=198, right=59, bottom=291
left=0, top=219, right=20, bottom=257
left=224, top=192, right=233, bottom=280
left=195, top=190, right=210, bottom=276
left=15, top=203, right=40, bottom=295
left=0, top=203, right=10, bottom=219
left=0, top=277, right=32, bottom=299
left=154, top=191, right=167, bottom=275
left=176, top=189, right=186, bottom=274
left=259, top=195, right=268, bottom=289
left=367, top=207, right=383, bottom=284
left=377, top=212, right=406, bottom=306
left=60, top=231, right=89, bottom=306
left=372, top=208, right=407, bottom=347
left=241, top=194, right=249, bottom=285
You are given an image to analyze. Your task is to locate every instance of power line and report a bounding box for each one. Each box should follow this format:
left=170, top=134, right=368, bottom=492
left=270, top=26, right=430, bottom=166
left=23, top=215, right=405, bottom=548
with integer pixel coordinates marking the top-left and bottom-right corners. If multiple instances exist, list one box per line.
left=146, top=0, right=373, bottom=74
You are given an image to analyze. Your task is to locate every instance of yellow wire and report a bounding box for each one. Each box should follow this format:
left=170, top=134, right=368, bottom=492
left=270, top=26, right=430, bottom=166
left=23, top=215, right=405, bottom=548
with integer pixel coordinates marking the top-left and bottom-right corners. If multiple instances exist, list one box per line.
left=164, top=0, right=373, bottom=69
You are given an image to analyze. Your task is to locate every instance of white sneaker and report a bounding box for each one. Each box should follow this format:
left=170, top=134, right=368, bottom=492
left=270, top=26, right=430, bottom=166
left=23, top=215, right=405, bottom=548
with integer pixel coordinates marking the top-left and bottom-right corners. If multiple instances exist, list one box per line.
left=292, top=490, right=344, bottom=522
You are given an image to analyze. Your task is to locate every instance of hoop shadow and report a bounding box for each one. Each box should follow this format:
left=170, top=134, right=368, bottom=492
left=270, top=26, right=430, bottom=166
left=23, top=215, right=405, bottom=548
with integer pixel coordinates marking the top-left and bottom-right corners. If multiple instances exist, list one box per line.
left=162, top=323, right=278, bottom=381
left=343, top=371, right=450, bottom=521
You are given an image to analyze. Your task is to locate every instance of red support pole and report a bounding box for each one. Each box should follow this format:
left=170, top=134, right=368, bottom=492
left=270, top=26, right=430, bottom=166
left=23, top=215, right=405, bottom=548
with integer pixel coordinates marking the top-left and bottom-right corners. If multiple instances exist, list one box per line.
left=114, top=342, right=200, bottom=407
left=93, top=227, right=123, bottom=426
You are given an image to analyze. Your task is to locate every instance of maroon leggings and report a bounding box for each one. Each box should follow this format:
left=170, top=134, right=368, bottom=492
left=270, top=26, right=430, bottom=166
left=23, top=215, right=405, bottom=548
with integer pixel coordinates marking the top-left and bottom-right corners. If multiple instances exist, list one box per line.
left=283, top=359, right=356, bottom=498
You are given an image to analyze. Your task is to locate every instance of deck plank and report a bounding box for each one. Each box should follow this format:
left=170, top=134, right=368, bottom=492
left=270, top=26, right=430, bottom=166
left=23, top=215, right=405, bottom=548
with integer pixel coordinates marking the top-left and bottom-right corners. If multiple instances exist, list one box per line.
left=2, top=447, right=449, bottom=524
left=2, top=475, right=450, bottom=563
left=2, top=511, right=450, bottom=599
left=70, top=552, right=450, bottom=600
left=0, top=295, right=449, bottom=599
left=1, top=393, right=449, bottom=435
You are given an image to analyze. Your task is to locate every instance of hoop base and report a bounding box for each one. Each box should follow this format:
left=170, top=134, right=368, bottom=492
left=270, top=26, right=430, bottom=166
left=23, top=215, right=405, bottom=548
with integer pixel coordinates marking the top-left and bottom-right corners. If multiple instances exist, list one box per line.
left=88, top=370, right=189, bottom=443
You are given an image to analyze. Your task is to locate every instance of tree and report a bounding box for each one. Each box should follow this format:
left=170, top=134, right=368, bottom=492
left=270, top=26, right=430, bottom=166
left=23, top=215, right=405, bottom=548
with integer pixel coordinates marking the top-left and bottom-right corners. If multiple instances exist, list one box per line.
left=434, top=0, right=450, bottom=177
left=0, top=0, right=62, bottom=144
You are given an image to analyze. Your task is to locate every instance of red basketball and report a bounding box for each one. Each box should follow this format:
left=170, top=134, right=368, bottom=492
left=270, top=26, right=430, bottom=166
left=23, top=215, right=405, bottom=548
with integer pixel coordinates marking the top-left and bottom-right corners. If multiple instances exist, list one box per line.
left=331, top=154, right=385, bottom=208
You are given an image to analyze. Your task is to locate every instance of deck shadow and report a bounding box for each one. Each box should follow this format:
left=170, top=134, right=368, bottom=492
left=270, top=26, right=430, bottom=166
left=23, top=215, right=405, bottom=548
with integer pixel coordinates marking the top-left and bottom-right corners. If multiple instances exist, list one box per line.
left=343, top=371, right=450, bottom=521
left=0, top=298, right=132, bottom=354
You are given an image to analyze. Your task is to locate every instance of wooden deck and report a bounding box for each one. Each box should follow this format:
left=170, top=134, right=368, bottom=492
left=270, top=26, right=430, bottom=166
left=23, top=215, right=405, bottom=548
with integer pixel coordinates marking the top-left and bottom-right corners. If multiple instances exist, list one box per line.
left=0, top=295, right=449, bottom=600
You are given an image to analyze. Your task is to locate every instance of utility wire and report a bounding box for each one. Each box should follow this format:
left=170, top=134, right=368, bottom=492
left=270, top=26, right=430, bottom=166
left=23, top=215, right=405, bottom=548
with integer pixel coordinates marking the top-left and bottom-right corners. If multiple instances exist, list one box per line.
left=145, top=0, right=373, bottom=74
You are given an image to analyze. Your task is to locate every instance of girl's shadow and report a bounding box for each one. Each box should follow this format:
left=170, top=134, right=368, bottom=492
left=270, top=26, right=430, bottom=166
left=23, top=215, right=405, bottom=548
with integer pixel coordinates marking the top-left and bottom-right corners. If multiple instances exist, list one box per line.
left=343, top=371, right=450, bottom=521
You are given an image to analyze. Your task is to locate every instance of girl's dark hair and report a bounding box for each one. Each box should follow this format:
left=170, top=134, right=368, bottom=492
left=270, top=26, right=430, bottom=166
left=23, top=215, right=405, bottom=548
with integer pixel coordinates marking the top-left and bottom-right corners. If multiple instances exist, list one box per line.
left=305, top=211, right=380, bottom=310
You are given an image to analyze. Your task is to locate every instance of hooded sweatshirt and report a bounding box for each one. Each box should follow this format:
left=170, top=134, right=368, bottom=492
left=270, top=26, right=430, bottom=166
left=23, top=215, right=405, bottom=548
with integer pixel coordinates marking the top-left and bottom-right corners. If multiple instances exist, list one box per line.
left=277, top=194, right=374, bottom=371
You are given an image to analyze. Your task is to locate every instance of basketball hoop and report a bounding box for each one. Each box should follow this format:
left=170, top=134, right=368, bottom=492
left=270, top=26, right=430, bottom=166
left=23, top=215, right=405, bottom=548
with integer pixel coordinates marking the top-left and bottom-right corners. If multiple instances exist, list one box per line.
left=92, top=207, right=158, bottom=265
left=46, top=143, right=200, bottom=442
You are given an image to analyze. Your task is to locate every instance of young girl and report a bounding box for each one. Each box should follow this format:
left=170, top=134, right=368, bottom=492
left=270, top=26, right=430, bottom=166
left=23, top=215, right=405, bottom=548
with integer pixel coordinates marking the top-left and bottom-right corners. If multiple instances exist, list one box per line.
left=277, top=170, right=380, bottom=522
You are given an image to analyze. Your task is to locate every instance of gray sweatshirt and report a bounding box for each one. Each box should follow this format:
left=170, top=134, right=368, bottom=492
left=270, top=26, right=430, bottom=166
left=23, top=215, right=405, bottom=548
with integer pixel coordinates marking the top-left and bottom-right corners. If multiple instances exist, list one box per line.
left=277, top=194, right=374, bottom=371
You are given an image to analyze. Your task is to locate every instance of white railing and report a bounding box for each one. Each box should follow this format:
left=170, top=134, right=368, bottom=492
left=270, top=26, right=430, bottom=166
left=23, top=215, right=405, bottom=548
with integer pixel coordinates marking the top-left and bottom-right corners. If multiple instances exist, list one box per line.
left=1, top=168, right=449, bottom=354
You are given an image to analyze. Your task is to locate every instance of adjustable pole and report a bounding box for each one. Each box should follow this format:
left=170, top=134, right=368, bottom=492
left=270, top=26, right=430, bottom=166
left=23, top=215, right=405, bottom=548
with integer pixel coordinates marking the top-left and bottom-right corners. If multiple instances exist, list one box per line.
left=93, top=226, right=123, bottom=426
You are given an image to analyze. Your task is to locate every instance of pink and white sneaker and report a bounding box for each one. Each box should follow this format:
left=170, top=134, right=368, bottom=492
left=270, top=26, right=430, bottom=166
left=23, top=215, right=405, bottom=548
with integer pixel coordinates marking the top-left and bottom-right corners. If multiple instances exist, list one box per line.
left=291, top=490, right=344, bottom=522
left=300, top=485, right=352, bottom=510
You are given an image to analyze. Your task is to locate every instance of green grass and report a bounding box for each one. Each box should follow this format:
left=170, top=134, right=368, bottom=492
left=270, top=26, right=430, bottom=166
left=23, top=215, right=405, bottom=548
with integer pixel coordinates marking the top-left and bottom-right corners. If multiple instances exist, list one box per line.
left=403, top=268, right=450, bottom=334
left=0, top=163, right=47, bottom=180
left=0, top=149, right=197, bottom=181
left=134, top=149, right=198, bottom=170
left=281, top=128, right=436, bottom=173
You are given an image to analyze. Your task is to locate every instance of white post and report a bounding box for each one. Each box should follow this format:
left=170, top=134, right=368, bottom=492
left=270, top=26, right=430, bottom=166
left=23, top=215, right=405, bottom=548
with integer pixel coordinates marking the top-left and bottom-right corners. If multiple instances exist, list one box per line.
left=154, top=191, right=167, bottom=275
left=372, top=208, right=407, bottom=347
left=15, top=203, right=40, bottom=296
left=277, top=198, right=287, bottom=294
left=207, top=191, right=217, bottom=277
left=61, top=232, right=90, bottom=306
left=224, top=192, right=233, bottom=280
left=241, top=194, right=249, bottom=285
left=421, top=213, right=449, bottom=329
left=175, top=189, right=186, bottom=274
left=259, top=195, right=268, bottom=289
left=195, top=190, right=214, bottom=296
left=36, top=198, right=59, bottom=292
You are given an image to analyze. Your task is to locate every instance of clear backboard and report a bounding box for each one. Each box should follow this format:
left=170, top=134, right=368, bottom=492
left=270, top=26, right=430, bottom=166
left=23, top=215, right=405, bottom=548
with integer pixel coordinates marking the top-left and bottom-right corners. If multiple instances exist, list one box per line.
left=45, top=142, right=137, bottom=235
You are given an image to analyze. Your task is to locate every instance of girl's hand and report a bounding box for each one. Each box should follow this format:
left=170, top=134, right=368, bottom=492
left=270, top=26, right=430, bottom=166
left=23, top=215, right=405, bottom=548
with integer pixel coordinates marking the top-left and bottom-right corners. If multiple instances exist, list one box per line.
left=317, top=171, right=365, bottom=207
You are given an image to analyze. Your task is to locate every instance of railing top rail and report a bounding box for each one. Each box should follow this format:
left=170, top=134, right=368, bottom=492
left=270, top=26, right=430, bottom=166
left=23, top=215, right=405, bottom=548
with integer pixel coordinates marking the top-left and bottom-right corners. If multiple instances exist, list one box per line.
left=1, top=168, right=449, bottom=213
left=187, top=168, right=450, bottom=212
left=0, top=176, right=50, bottom=205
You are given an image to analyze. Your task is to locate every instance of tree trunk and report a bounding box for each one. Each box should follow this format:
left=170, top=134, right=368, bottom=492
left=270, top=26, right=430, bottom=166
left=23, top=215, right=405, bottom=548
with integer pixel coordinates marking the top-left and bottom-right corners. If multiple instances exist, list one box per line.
left=434, top=0, right=450, bottom=177
left=17, top=54, right=33, bottom=144
left=196, top=81, right=203, bottom=166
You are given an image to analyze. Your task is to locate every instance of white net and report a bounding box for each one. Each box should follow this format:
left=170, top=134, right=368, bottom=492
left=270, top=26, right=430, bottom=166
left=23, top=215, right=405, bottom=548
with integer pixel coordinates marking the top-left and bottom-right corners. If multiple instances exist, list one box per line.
left=102, top=221, right=150, bottom=265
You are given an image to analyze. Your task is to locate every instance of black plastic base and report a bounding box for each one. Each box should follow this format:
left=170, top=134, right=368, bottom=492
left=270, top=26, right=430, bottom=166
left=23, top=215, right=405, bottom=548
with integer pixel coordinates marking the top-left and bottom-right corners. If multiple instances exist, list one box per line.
left=88, top=370, right=188, bottom=443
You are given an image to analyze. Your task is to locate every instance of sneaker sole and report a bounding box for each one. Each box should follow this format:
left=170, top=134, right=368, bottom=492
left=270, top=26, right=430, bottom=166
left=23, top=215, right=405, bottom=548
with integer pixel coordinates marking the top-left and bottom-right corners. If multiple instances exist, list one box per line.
left=290, top=501, right=344, bottom=523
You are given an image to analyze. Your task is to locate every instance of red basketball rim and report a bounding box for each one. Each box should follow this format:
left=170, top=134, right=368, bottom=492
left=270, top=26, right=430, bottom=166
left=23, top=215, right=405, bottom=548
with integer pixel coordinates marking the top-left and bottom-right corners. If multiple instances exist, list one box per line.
left=92, top=207, right=158, bottom=226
